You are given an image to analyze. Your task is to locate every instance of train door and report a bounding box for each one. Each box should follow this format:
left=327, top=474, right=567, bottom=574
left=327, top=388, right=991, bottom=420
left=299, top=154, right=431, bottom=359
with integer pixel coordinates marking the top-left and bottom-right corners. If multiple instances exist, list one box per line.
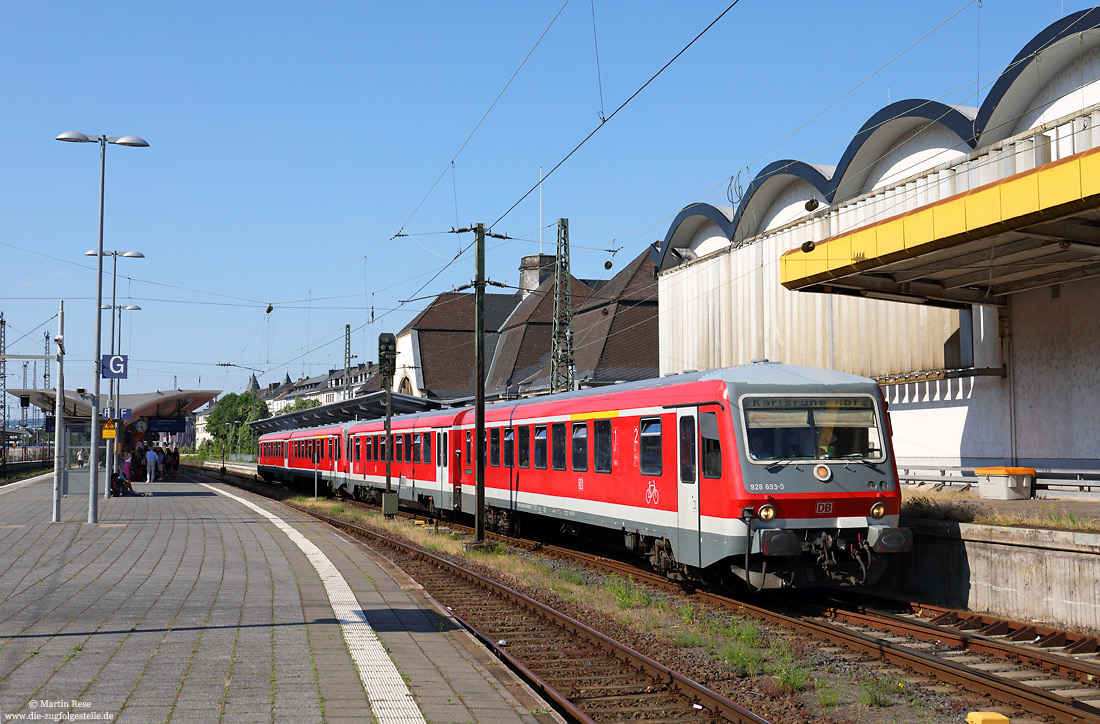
left=676, top=409, right=701, bottom=568
left=434, top=430, right=445, bottom=505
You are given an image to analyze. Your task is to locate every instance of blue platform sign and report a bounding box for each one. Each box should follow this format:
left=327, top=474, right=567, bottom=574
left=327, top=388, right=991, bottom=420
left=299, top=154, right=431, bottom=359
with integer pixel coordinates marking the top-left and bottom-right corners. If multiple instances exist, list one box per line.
left=120, top=408, right=132, bottom=421
left=101, top=355, right=128, bottom=379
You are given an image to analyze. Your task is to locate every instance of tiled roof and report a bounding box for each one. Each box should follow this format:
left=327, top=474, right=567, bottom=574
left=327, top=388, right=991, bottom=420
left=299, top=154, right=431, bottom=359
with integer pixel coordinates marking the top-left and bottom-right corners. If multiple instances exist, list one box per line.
left=400, top=292, right=518, bottom=334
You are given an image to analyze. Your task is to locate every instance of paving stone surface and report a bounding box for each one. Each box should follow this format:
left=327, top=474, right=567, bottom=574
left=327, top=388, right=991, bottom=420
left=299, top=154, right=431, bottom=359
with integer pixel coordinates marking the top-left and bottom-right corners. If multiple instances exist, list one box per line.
left=0, top=470, right=555, bottom=724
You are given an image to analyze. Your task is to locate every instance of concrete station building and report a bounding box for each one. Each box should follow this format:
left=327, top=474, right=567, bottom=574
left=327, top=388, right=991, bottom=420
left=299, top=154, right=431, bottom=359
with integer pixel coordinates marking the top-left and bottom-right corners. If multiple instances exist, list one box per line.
left=653, top=10, right=1100, bottom=475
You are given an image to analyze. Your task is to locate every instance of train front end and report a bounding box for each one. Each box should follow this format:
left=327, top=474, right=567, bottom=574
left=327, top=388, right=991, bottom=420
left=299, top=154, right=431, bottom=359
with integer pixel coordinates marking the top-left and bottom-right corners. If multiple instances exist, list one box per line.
left=727, top=365, right=911, bottom=589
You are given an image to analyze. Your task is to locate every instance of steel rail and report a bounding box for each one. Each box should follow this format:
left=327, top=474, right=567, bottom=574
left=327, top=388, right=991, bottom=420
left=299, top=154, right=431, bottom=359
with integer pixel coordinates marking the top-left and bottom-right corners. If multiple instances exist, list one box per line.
left=288, top=504, right=772, bottom=724
left=818, top=600, right=1100, bottom=686
left=207, top=468, right=1096, bottom=723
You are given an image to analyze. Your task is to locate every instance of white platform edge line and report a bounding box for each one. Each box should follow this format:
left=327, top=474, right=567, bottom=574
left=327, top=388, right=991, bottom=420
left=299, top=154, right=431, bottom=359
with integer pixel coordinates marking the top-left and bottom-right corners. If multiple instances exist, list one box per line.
left=200, top=483, right=427, bottom=724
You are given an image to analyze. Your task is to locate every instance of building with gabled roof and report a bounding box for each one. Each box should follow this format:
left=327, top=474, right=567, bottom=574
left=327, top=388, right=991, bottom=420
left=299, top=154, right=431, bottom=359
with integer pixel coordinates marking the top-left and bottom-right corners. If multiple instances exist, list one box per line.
left=393, top=291, right=520, bottom=400
left=515, top=248, right=659, bottom=393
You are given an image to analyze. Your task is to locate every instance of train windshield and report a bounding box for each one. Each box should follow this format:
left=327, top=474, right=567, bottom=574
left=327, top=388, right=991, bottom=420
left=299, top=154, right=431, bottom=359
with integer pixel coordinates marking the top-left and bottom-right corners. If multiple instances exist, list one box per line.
left=740, top=395, right=885, bottom=462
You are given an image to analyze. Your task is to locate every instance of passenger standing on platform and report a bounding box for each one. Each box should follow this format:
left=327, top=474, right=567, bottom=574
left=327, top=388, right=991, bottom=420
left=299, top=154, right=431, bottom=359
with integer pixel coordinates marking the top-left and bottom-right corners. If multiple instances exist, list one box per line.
left=156, top=447, right=165, bottom=480
left=170, top=448, right=180, bottom=478
left=76, top=448, right=84, bottom=468
left=122, top=450, right=132, bottom=481
left=145, top=446, right=159, bottom=482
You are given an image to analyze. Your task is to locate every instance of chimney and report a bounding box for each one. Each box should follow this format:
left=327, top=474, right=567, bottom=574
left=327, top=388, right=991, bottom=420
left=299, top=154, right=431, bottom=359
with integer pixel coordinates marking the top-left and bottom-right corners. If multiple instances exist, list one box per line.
left=518, top=253, right=555, bottom=299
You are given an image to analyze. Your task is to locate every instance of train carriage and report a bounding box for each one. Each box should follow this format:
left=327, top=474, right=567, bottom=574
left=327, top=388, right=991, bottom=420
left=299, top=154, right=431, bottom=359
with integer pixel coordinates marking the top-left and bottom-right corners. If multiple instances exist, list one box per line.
left=258, top=361, right=911, bottom=589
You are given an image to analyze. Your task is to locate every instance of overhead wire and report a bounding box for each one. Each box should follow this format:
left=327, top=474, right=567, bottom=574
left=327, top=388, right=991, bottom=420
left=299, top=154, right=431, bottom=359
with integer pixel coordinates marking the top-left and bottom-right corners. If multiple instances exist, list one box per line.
left=490, top=1, right=743, bottom=230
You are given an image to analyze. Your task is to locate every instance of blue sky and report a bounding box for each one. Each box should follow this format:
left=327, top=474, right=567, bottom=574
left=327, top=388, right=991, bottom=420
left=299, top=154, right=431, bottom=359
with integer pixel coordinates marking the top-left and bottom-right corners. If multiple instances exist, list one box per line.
left=0, top=0, right=1090, bottom=408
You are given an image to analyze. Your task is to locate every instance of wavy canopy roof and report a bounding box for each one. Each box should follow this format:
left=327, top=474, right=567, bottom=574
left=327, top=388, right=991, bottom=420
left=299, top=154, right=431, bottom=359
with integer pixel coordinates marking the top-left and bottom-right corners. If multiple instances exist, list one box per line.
left=654, top=8, right=1100, bottom=272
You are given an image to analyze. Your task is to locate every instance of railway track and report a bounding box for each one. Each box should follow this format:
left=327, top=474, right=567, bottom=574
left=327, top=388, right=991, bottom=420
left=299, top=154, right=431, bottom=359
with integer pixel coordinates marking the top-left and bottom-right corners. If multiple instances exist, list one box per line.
left=288, top=503, right=771, bottom=724
left=204, top=467, right=1100, bottom=722
left=339, top=499, right=1100, bottom=722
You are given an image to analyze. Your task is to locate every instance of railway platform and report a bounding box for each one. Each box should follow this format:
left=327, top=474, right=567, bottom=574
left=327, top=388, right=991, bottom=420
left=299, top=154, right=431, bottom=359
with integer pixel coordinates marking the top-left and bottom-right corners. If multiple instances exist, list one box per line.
left=0, top=469, right=556, bottom=724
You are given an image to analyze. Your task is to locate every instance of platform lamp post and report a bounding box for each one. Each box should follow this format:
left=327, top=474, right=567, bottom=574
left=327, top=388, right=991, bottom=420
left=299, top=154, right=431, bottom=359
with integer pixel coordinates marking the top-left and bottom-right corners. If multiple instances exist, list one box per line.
left=91, top=249, right=144, bottom=497
left=57, top=131, right=149, bottom=524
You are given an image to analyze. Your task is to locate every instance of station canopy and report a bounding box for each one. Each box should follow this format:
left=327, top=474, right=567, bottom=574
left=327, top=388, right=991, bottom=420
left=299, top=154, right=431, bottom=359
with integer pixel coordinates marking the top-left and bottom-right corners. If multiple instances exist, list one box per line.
left=9, top=388, right=219, bottom=424
left=780, top=126, right=1100, bottom=308
left=248, top=390, right=443, bottom=435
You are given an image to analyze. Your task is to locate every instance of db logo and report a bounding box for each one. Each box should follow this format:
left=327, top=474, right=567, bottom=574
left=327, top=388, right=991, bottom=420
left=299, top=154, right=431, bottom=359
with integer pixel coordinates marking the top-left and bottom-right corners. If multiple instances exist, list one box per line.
left=816, top=502, right=834, bottom=515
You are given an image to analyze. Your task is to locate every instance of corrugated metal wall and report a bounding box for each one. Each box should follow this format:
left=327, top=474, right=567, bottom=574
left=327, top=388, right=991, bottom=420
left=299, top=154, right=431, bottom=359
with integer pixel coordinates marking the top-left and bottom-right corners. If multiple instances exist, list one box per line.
left=659, top=229, right=960, bottom=377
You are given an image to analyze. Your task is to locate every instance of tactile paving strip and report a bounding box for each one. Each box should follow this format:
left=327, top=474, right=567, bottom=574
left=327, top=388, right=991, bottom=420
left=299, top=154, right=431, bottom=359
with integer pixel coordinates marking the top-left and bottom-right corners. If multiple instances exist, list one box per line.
left=203, top=484, right=427, bottom=724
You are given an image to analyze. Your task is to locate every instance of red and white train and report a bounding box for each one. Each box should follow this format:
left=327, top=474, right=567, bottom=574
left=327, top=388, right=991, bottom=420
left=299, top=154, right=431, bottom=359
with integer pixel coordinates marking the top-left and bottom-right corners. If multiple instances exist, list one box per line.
left=258, top=361, right=911, bottom=589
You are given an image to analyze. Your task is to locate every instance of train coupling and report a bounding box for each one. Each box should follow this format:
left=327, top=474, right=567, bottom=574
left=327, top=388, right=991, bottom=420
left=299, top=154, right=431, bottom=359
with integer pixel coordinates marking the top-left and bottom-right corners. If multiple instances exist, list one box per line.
left=757, top=529, right=802, bottom=556
left=866, top=524, right=913, bottom=553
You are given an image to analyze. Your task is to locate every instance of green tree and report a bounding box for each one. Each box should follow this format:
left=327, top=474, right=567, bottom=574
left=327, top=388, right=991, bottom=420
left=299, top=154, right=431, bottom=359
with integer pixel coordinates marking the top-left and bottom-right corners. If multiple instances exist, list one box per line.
left=207, top=392, right=270, bottom=455
left=278, top=397, right=321, bottom=415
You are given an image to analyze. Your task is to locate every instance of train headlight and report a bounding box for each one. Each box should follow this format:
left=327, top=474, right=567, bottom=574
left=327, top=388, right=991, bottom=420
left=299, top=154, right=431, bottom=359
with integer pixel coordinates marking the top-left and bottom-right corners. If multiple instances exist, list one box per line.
left=813, top=464, right=832, bottom=482
left=758, top=504, right=777, bottom=521
left=870, top=502, right=887, bottom=519
left=867, top=480, right=877, bottom=490
left=878, top=480, right=888, bottom=491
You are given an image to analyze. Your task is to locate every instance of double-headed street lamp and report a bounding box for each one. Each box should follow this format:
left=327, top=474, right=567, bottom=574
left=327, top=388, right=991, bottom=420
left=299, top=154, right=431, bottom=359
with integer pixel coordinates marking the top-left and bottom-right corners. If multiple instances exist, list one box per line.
left=57, top=131, right=149, bottom=524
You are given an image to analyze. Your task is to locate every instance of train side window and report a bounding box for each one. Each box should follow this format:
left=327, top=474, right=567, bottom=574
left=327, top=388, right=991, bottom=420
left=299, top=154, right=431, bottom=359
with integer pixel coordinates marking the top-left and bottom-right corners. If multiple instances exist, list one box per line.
left=404, top=433, right=413, bottom=462
left=571, top=423, right=588, bottom=472
left=442, top=432, right=448, bottom=467
left=394, top=435, right=403, bottom=463
left=380, top=435, right=388, bottom=462
left=679, top=416, right=697, bottom=483
left=551, top=423, right=567, bottom=470
left=639, top=418, right=662, bottom=475
left=533, top=426, right=547, bottom=469
left=354, top=437, right=360, bottom=462
left=364, top=436, right=371, bottom=462
left=594, top=419, right=612, bottom=473
left=424, top=431, right=432, bottom=465
left=466, top=431, right=472, bottom=466
left=700, top=411, right=721, bottom=479
left=413, top=433, right=422, bottom=464
left=517, top=426, right=530, bottom=468
left=489, top=428, right=500, bottom=467
left=503, top=427, right=514, bottom=468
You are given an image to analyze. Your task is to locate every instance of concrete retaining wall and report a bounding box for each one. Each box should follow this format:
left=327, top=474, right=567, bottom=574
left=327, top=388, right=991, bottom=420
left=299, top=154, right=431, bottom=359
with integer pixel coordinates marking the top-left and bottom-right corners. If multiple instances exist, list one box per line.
left=878, top=519, right=1100, bottom=633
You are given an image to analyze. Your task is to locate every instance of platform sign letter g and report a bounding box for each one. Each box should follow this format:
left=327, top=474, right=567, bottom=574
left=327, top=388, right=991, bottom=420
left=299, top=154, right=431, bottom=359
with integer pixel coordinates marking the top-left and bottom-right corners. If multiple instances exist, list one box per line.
left=101, top=354, right=128, bottom=379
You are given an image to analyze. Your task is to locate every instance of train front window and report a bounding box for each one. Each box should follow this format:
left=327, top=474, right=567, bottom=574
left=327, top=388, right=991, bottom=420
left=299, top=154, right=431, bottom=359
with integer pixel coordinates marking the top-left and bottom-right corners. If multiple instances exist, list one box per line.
left=741, top=396, right=884, bottom=462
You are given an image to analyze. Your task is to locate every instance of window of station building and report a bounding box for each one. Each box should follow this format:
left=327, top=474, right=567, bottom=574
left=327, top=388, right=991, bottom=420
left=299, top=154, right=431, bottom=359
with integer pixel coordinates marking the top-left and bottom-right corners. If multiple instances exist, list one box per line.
left=640, top=418, right=662, bottom=476
left=679, top=416, right=697, bottom=483
left=594, top=419, right=612, bottom=473
left=489, top=428, right=500, bottom=467
left=534, top=426, right=547, bottom=469
left=551, top=423, right=567, bottom=470
left=700, top=411, right=722, bottom=479
left=517, top=426, right=530, bottom=468
left=404, top=433, right=413, bottom=463
left=424, top=431, right=432, bottom=465
left=503, top=427, right=514, bottom=468
left=571, top=422, right=588, bottom=472
left=413, top=433, right=422, bottom=464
